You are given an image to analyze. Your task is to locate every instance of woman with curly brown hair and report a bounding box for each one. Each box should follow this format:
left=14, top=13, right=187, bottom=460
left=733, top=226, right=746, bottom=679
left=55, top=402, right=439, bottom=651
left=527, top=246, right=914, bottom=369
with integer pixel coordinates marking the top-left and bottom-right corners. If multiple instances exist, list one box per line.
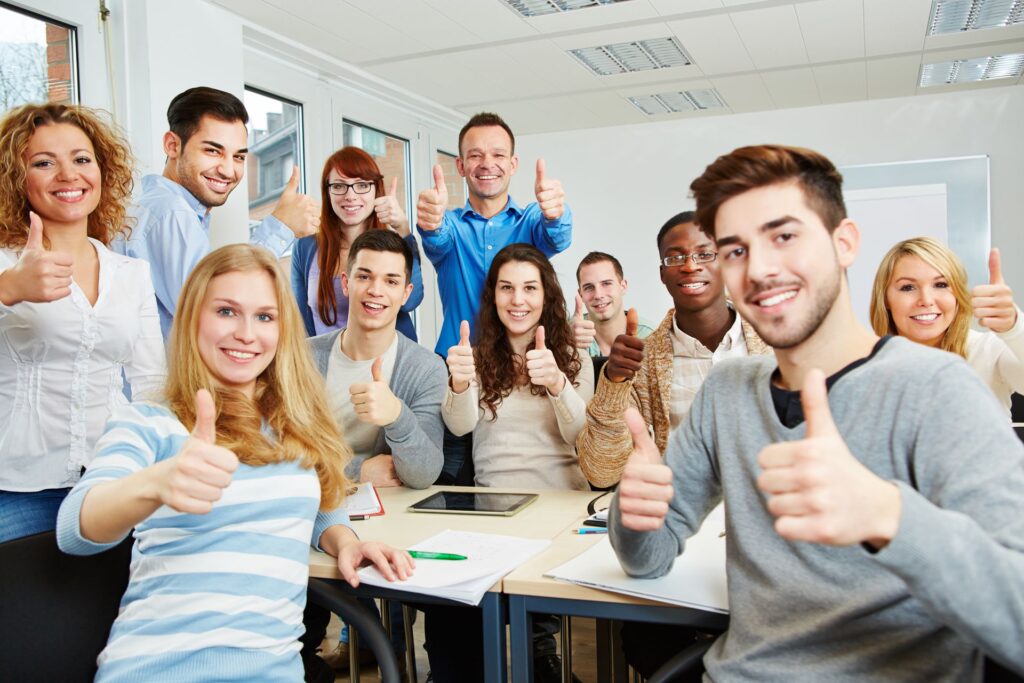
left=442, top=242, right=593, bottom=490
left=0, top=103, right=165, bottom=542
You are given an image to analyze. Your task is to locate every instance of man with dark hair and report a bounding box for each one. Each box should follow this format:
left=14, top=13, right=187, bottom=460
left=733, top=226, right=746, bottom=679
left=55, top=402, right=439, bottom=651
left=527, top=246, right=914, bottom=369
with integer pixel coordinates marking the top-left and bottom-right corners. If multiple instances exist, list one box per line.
left=115, top=86, right=319, bottom=337
left=613, top=145, right=1024, bottom=680
left=576, top=211, right=769, bottom=490
left=572, top=251, right=655, bottom=356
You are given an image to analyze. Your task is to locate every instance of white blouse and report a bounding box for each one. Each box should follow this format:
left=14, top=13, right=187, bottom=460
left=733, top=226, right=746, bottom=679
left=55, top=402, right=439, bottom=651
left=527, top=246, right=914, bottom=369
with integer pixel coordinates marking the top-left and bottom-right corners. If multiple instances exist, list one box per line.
left=966, top=308, right=1024, bottom=416
left=0, top=238, right=166, bottom=491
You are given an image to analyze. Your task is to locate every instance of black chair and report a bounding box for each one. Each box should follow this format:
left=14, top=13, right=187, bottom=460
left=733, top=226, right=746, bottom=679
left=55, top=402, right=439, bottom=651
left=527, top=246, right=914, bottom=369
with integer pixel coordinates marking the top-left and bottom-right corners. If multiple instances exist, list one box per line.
left=646, top=640, right=714, bottom=683
left=0, top=531, right=132, bottom=682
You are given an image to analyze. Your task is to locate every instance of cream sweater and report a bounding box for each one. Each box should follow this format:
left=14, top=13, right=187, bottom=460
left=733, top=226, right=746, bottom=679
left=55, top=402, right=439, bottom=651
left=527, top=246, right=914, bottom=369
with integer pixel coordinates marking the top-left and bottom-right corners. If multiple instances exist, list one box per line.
left=966, top=308, right=1024, bottom=416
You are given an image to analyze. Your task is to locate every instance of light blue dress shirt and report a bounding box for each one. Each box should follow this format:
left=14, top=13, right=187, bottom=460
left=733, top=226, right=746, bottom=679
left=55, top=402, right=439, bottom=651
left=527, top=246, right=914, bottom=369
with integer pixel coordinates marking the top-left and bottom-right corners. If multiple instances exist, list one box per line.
left=113, top=174, right=295, bottom=338
left=417, top=197, right=572, bottom=355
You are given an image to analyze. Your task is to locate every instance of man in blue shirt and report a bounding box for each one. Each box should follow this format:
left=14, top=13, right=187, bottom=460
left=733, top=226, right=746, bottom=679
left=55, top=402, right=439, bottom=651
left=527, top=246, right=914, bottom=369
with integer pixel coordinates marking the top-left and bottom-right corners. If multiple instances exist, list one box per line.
left=416, top=112, right=573, bottom=356
left=115, top=87, right=318, bottom=337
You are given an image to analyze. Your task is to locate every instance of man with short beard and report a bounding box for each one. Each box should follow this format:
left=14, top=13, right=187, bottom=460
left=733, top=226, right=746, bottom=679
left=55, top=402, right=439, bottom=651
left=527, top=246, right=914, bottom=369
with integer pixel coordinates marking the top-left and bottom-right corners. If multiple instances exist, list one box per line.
left=612, top=145, right=1024, bottom=681
left=572, top=251, right=655, bottom=357
left=115, top=86, right=318, bottom=337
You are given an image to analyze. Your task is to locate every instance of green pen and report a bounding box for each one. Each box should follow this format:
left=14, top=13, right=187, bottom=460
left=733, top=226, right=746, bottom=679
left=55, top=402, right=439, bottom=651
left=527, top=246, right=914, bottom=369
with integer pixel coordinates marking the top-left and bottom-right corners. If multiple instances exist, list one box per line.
left=408, top=550, right=467, bottom=561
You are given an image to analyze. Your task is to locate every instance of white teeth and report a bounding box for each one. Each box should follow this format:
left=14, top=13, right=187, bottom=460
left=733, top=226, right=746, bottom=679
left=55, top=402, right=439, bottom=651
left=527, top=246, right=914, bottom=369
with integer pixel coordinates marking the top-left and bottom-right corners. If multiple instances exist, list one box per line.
left=758, top=290, right=797, bottom=307
left=911, top=313, right=939, bottom=321
left=364, top=302, right=383, bottom=310
left=55, top=190, right=84, bottom=198
left=681, top=283, right=707, bottom=290
left=478, top=175, right=498, bottom=180
left=508, top=311, right=528, bottom=318
left=224, top=350, right=255, bottom=359
left=206, top=177, right=229, bottom=189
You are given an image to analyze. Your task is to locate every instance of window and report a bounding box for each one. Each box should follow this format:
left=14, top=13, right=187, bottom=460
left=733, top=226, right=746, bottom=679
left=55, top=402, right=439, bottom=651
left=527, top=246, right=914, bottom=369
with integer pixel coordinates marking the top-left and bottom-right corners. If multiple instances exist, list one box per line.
left=437, top=151, right=465, bottom=210
left=0, top=3, right=77, bottom=112
left=343, top=121, right=410, bottom=217
left=243, top=87, right=303, bottom=230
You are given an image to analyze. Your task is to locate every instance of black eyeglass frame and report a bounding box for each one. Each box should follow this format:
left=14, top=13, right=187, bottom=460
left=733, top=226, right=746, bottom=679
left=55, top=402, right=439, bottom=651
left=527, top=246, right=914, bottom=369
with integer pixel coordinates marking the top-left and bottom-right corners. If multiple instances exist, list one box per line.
left=326, top=181, right=376, bottom=196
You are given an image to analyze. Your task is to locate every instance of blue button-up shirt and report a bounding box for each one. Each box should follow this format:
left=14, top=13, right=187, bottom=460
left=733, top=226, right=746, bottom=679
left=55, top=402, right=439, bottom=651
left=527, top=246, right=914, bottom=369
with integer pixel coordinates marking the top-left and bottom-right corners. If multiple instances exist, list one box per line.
left=418, top=196, right=572, bottom=355
left=113, top=174, right=294, bottom=338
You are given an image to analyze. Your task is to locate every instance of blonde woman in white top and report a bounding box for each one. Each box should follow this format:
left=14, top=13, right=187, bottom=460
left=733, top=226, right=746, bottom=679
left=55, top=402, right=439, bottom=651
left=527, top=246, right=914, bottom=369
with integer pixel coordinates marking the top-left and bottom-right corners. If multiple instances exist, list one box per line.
left=870, top=237, right=1024, bottom=414
left=442, top=243, right=593, bottom=490
left=0, top=103, right=165, bottom=542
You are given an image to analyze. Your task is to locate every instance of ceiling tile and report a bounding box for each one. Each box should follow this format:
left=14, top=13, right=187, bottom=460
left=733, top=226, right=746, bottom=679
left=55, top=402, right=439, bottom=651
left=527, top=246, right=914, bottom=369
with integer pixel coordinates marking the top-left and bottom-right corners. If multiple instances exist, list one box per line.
left=865, top=54, right=921, bottom=98
left=525, top=0, right=661, bottom=33
left=343, top=0, right=480, bottom=50
left=710, top=72, right=774, bottom=112
left=925, top=22, right=1024, bottom=51
left=666, top=14, right=755, bottom=74
left=863, top=0, right=930, bottom=56
left=549, top=22, right=676, bottom=50
left=812, top=61, right=867, bottom=103
left=730, top=5, right=810, bottom=69
left=499, top=40, right=604, bottom=91
left=424, top=0, right=539, bottom=41
left=761, top=66, right=821, bottom=108
left=649, top=0, right=723, bottom=15
left=796, top=0, right=865, bottom=63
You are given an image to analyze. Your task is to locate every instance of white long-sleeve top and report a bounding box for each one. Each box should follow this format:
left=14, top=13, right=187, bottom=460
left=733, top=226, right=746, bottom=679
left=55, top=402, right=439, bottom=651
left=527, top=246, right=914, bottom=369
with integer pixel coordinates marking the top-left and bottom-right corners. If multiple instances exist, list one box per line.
left=442, top=353, right=594, bottom=490
left=966, top=307, right=1024, bottom=416
left=0, top=239, right=166, bottom=491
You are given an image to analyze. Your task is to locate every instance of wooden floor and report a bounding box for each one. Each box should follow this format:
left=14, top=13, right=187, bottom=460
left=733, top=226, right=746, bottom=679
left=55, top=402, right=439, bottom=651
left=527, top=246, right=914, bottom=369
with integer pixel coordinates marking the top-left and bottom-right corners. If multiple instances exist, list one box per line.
left=323, top=611, right=602, bottom=682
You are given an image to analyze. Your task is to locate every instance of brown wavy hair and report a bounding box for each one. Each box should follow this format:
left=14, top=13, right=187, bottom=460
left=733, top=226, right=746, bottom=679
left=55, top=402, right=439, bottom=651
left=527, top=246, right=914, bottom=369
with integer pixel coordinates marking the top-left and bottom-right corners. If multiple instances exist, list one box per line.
left=167, top=244, right=351, bottom=510
left=0, top=103, right=134, bottom=248
left=475, top=243, right=581, bottom=420
left=315, top=146, right=385, bottom=327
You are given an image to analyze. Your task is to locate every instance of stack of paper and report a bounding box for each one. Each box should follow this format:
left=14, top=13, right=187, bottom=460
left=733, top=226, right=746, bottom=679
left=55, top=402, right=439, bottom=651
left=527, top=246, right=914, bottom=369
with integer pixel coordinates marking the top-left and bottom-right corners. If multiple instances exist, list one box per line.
left=339, top=482, right=384, bottom=517
left=357, top=529, right=551, bottom=605
left=545, top=505, right=728, bottom=614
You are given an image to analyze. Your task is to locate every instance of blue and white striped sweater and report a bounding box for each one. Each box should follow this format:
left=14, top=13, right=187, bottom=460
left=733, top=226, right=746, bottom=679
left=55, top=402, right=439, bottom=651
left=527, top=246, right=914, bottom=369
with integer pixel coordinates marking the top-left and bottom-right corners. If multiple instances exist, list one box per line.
left=56, top=402, right=350, bottom=682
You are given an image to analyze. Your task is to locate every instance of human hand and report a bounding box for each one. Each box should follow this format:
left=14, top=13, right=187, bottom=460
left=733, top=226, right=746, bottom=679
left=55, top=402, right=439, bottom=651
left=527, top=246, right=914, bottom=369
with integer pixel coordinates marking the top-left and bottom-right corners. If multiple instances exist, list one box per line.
left=756, top=369, right=901, bottom=549
left=156, top=389, right=239, bottom=514
left=271, top=166, right=320, bottom=238
left=534, top=158, right=565, bottom=220
left=337, top=540, right=414, bottom=588
left=0, top=211, right=73, bottom=306
left=416, top=164, right=448, bottom=231
left=349, top=357, right=402, bottom=426
left=572, top=294, right=596, bottom=350
left=971, top=248, right=1018, bottom=333
left=526, top=325, right=565, bottom=395
left=374, top=177, right=409, bottom=236
left=605, top=308, right=644, bottom=383
left=446, top=320, right=475, bottom=393
left=359, top=454, right=402, bottom=488
left=617, top=408, right=672, bottom=531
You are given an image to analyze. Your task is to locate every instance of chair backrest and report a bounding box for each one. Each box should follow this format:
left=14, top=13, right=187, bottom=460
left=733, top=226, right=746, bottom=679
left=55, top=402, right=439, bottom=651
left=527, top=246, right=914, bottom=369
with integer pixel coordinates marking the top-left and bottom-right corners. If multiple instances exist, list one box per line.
left=0, top=531, right=132, bottom=682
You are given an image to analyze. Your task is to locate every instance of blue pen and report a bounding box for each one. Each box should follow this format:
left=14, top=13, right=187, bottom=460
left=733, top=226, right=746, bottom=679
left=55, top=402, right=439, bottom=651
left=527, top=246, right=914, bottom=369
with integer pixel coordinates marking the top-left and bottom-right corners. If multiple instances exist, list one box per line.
left=577, top=527, right=608, bottom=535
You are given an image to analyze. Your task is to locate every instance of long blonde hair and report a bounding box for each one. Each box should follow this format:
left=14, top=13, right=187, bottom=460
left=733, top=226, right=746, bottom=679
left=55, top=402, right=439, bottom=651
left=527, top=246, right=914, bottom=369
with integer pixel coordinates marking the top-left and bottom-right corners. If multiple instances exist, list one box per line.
left=869, top=237, right=972, bottom=358
left=167, top=244, right=351, bottom=509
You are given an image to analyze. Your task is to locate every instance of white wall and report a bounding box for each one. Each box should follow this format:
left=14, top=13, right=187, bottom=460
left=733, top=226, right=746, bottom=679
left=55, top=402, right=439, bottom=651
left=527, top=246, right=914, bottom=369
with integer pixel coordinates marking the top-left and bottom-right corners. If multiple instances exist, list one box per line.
left=513, top=87, right=1024, bottom=324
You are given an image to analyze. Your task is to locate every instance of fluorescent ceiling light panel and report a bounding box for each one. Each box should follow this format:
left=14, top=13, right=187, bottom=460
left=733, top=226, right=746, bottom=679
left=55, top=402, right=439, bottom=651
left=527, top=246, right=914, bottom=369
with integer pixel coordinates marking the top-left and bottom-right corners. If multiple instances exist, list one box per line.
left=570, top=37, right=692, bottom=76
left=919, top=52, right=1024, bottom=85
left=928, top=0, right=1024, bottom=34
left=627, top=88, right=726, bottom=115
left=501, top=0, right=632, bottom=18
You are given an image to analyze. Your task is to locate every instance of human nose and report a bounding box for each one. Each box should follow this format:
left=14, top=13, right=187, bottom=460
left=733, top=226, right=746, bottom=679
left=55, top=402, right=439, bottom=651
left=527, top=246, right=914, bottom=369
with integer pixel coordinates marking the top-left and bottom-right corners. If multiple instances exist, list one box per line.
left=233, top=316, right=255, bottom=343
left=510, top=287, right=525, bottom=305
left=55, top=158, right=79, bottom=182
left=745, top=246, right=779, bottom=282
left=917, top=287, right=935, bottom=306
left=679, top=254, right=703, bottom=273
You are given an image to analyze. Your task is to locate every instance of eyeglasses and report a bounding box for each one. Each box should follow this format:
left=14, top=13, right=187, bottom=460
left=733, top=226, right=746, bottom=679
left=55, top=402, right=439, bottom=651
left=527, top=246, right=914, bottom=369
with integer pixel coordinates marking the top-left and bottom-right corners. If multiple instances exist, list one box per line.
left=660, top=252, right=717, bottom=268
left=326, top=181, right=375, bottom=196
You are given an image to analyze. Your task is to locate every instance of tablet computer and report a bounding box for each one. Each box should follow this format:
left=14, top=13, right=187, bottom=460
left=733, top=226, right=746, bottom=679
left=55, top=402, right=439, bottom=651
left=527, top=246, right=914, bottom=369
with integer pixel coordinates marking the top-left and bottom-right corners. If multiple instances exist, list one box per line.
left=407, top=491, right=539, bottom=516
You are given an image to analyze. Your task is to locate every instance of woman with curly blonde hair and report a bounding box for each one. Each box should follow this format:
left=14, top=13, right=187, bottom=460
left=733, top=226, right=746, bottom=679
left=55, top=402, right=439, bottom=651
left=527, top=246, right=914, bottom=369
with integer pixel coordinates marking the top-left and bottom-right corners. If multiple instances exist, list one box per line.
left=57, top=244, right=412, bottom=682
left=870, top=236, right=1024, bottom=412
left=0, top=103, right=165, bottom=542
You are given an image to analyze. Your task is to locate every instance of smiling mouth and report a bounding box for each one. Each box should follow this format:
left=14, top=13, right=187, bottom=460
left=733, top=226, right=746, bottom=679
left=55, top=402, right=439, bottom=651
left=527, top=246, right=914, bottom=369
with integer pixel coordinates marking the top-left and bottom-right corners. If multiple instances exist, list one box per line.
left=476, top=174, right=500, bottom=181
left=910, top=313, right=940, bottom=322
left=507, top=310, right=530, bottom=319
left=362, top=302, right=386, bottom=314
left=755, top=290, right=798, bottom=308
left=678, top=282, right=709, bottom=294
left=222, top=348, right=257, bottom=362
left=53, top=189, right=86, bottom=202
left=203, top=176, right=232, bottom=192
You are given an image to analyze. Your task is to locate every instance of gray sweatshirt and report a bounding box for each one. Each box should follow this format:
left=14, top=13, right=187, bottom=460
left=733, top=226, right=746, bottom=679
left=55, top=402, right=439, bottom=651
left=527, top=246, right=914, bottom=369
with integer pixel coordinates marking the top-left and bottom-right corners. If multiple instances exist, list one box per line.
left=309, top=330, right=446, bottom=489
left=611, top=337, right=1024, bottom=681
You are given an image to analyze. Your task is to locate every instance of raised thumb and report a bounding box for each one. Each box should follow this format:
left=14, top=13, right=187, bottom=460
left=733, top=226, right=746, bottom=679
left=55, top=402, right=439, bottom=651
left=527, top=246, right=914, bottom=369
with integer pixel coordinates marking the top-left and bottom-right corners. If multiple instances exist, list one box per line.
left=574, top=294, right=584, bottom=320
left=625, top=308, right=639, bottom=337
left=432, top=164, right=447, bottom=195
left=624, top=407, right=658, bottom=463
left=387, top=176, right=398, bottom=197
left=371, top=356, right=384, bottom=382
left=25, top=211, right=44, bottom=250
left=800, top=369, right=837, bottom=439
left=535, top=325, right=546, bottom=350
left=989, top=248, right=1004, bottom=286
left=284, top=165, right=300, bottom=194
left=459, top=319, right=470, bottom=346
left=535, top=158, right=546, bottom=186
left=192, top=388, right=217, bottom=444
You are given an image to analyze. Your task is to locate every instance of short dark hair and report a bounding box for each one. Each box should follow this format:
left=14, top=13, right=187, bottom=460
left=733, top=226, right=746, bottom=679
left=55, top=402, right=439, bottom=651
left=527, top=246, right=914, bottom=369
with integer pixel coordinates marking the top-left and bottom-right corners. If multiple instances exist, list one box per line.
left=575, top=251, right=624, bottom=284
left=346, top=229, right=413, bottom=283
left=166, top=86, right=249, bottom=146
left=689, top=145, right=846, bottom=238
left=655, top=211, right=698, bottom=251
left=458, top=112, right=515, bottom=156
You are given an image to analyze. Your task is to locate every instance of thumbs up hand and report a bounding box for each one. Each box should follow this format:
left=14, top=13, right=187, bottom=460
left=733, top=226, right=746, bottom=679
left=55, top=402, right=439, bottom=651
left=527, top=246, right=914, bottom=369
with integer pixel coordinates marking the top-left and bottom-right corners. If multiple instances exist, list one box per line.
left=534, top=158, right=565, bottom=220
left=605, top=308, right=644, bottom=383
left=0, top=211, right=74, bottom=306
left=374, top=177, right=410, bottom=236
left=416, top=165, right=448, bottom=231
left=272, top=166, right=320, bottom=238
left=159, top=389, right=239, bottom=515
left=526, top=325, right=565, bottom=395
left=756, top=369, right=901, bottom=548
left=618, top=408, right=673, bottom=531
left=446, top=320, right=476, bottom=393
left=349, top=357, right=402, bottom=426
left=572, top=294, right=596, bottom=350
left=971, top=248, right=1018, bottom=333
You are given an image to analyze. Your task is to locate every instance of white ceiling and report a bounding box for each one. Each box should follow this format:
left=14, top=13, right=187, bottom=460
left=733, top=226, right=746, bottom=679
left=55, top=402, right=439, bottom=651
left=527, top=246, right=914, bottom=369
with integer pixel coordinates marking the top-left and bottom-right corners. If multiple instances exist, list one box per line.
left=210, top=0, right=1024, bottom=134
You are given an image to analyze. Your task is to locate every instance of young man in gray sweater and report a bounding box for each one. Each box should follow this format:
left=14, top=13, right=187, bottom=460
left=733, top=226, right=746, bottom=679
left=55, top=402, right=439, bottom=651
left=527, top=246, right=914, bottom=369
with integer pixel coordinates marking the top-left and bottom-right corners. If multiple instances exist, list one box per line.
left=611, top=144, right=1024, bottom=681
